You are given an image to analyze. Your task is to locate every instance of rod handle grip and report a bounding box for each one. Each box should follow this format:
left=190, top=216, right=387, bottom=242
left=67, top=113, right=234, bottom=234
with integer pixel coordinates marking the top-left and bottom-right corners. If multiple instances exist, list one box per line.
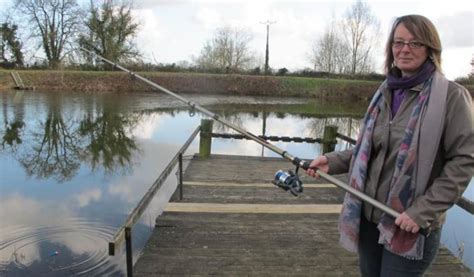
left=301, top=160, right=430, bottom=237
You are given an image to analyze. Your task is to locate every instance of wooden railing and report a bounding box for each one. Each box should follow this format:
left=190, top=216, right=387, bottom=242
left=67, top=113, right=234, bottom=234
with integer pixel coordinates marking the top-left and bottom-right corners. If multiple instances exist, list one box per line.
left=108, top=126, right=200, bottom=276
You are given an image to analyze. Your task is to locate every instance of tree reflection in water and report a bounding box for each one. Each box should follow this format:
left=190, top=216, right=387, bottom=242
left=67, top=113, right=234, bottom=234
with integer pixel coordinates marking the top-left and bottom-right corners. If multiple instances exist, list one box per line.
left=78, top=107, right=140, bottom=174
left=2, top=93, right=141, bottom=182
left=19, top=95, right=81, bottom=182
left=2, top=91, right=25, bottom=150
left=2, top=121, right=24, bottom=147
left=1, top=92, right=366, bottom=182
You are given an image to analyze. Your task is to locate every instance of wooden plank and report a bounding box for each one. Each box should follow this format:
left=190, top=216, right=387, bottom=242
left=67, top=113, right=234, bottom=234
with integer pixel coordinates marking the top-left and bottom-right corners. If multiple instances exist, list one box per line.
left=134, top=154, right=473, bottom=276
left=184, top=181, right=336, bottom=188
left=135, top=212, right=355, bottom=276
left=179, top=184, right=344, bottom=204
left=135, top=211, right=472, bottom=276
left=165, top=203, right=342, bottom=214
left=183, top=154, right=348, bottom=185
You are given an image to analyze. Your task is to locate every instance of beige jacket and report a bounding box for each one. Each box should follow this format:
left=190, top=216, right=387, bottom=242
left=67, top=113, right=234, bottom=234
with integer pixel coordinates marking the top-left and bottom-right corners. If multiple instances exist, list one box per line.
left=326, top=75, right=474, bottom=229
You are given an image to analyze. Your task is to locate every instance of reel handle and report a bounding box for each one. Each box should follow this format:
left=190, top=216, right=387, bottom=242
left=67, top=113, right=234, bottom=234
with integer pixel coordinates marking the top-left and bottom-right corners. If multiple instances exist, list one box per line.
left=273, top=170, right=303, bottom=197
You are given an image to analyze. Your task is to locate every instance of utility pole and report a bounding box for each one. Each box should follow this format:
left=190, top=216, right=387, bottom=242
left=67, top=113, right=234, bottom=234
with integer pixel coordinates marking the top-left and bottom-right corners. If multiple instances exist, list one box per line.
left=260, top=20, right=276, bottom=75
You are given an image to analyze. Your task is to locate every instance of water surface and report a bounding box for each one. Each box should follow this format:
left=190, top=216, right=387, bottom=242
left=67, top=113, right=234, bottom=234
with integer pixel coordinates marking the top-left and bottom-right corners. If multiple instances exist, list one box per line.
left=0, top=90, right=471, bottom=275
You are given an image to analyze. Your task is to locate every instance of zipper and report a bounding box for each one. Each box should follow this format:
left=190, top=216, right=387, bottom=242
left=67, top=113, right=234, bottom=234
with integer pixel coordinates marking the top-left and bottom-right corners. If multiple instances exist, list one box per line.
left=370, top=98, right=392, bottom=221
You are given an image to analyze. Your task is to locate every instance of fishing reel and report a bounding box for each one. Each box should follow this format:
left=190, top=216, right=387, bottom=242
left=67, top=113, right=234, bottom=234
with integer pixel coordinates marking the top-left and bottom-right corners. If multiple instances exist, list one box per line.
left=272, top=166, right=304, bottom=196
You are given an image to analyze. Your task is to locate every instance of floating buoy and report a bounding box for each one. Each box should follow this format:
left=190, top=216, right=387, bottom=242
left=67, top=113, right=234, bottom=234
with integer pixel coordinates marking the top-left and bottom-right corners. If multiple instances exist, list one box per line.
left=50, top=251, right=59, bottom=257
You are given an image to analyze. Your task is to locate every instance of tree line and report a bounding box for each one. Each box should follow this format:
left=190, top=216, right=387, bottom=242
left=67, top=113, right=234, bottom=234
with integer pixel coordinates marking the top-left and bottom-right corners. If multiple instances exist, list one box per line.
left=1, top=0, right=383, bottom=77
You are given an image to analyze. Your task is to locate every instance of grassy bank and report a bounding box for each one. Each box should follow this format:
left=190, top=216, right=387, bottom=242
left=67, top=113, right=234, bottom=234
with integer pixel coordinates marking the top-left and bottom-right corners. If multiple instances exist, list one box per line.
left=2, top=69, right=472, bottom=100
left=0, top=70, right=380, bottom=101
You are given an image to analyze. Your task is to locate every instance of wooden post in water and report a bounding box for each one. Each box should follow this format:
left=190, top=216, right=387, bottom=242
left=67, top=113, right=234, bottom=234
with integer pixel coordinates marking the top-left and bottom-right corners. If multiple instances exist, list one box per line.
left=178, top=153, right=184, bottom=200
left=199, top=119, right=213, bottom=158
left=125, top=227, right=133, bottom=277
left=322, top=125, right=338, bottom=154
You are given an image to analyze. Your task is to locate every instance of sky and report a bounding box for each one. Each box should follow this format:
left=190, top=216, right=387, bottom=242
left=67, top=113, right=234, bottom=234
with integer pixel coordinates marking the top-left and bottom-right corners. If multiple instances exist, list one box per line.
left=1, top=0, right=473, bottom=79
left=131, top=0, right=474, bottom=79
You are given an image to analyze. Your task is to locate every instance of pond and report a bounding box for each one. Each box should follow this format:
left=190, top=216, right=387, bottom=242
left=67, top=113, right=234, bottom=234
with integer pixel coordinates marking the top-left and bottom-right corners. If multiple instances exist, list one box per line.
left=0, top=90, right=472, bottom=275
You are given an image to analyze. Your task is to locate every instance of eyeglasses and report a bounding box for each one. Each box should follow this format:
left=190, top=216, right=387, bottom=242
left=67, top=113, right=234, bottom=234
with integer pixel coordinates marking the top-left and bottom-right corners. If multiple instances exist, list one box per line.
left=392, top=40, right=425, bottom=49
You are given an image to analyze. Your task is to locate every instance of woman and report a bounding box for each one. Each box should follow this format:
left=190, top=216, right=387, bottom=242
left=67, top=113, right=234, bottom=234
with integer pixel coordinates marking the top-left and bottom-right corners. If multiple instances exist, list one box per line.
left=306, top=15, right=473, bottom=276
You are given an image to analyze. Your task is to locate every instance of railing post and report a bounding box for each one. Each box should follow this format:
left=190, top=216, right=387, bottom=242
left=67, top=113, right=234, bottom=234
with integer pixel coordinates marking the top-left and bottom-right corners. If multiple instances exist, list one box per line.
left=125, top=227, right=133, bottom=277
left=178, top=153, right=184, bottom=200
left=322, top=125, right=338, bottom=154
left=199, top=119, right=213, bottom=158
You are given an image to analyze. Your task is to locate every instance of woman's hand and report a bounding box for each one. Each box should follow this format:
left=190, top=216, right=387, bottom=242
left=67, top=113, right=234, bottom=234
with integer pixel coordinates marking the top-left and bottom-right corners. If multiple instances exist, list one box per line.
left=395, top=212, right=420, bottom=233
left=305, top=155, right=329, bottom=178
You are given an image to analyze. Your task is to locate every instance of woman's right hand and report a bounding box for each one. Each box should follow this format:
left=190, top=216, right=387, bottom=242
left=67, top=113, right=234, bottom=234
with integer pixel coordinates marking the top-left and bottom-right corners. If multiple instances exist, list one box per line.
left=305, top=155, right=329, bottom=178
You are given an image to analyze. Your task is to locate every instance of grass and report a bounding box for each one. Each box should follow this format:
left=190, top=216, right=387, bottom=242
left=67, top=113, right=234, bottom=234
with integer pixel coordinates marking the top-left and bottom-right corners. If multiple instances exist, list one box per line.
left=0, top=69, right=419, bottom=101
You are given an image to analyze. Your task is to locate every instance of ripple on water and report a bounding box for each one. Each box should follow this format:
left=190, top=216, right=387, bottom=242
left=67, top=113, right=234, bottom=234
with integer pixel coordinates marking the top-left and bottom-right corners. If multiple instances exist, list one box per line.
left=0, top=217, right=124, bottom=276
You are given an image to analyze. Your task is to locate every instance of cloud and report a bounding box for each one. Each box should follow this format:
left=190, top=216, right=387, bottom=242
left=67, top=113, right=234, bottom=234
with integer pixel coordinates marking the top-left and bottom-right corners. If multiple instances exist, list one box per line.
left=442, top=47, right=473, bottom=79
left=194, top=7, right=222, bottom=30
left=106, top=140, right=183, bottom=204
left=135, top=0, right=190, bottom=9
left=0, top=194, right=43, bottom=226
left=0, top=194, right=42, bottom=265
left=108, top=179, right=137, bottom=203
left=435, top=11, right=474, bottom=48
left=132, top=8, right=163, bottom=63
left=76, top=188, right=102, bottom=208
left=131, top=113, right=163, bottom=139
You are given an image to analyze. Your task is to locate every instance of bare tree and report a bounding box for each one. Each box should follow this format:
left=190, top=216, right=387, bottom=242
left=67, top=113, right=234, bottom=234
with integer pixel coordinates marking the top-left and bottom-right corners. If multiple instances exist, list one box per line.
left=310, top=21, right=350, bottom=74
left=194, top=26, right=255, bottom=73
left=341, top=0, right=380, bottom=74
left=333, top=41, right=352, bottom=74
left=79, top=0, right=140, bottom=65
left=15, top=0, right=82, bottom=69
left=311, top=25, right=336, bottom=73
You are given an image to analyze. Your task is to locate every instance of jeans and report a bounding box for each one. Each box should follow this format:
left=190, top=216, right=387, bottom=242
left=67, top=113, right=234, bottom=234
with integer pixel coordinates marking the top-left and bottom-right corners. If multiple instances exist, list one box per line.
left=358, top=216, right=441, bottom=277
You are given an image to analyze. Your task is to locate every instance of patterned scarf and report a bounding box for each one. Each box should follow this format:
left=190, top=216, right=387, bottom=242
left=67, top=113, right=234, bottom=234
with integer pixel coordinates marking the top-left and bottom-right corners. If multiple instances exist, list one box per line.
left=339, top=67, right=435, bottom=260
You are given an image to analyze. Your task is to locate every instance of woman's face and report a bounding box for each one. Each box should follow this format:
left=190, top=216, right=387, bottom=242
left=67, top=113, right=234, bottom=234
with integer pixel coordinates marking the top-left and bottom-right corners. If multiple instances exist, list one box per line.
left=392, top=23, right=428, bottom=76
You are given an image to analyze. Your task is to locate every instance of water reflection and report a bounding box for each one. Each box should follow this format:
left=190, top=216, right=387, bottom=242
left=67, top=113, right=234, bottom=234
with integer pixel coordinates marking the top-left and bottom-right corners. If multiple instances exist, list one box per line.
left=20, top=95, right=80, bottom=182
left=78, top=101, right=140, bottom=174
left=0, top=90, right=370, bottom=275
left=2, top=91, right=365, bottom=182
left=0, top=194, right=121, bottom=276
left=1, top=91, right=25, bottom=149
left=1, top=92, right=143, bottom=182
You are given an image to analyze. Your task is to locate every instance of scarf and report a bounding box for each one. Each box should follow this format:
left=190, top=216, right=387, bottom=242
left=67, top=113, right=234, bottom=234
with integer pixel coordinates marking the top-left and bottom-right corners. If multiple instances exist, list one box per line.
left=389, top=61, right=435, bottom=117
left=387, top=61, right=435, bottom=90
left=339, top=61, right=435, bottom=260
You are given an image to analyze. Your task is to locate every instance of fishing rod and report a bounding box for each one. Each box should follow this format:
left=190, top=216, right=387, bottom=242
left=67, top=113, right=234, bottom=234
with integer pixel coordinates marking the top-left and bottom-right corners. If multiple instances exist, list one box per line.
left=81, top=47, right=429, bottom=234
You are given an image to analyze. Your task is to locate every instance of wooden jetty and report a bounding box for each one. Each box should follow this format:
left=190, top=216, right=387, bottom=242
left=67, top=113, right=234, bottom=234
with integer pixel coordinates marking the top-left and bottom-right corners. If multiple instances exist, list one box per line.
left=134, top=154, right=472, bottom=276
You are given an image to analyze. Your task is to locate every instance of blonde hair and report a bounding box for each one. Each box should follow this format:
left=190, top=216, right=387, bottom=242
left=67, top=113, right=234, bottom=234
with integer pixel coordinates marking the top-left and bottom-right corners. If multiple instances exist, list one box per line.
left=384, top=15, right=442, bottom=74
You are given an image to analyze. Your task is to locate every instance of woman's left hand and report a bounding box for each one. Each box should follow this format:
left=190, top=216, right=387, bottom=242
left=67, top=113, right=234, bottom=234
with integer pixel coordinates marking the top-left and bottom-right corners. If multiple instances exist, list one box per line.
left=395, top=212, right=420, bottom=233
